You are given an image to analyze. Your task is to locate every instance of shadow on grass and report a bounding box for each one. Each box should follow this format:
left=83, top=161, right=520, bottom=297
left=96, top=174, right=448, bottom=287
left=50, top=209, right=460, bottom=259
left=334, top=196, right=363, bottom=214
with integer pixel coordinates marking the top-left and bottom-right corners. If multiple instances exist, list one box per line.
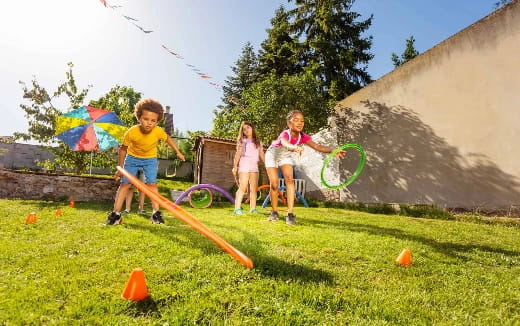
left=120, top=296, right=162, bottom=318
left=251, top=254, right=334, bottom=284
left=126, top=218, right=334, bottom=284
left=303, top=216, right=520, bottom=260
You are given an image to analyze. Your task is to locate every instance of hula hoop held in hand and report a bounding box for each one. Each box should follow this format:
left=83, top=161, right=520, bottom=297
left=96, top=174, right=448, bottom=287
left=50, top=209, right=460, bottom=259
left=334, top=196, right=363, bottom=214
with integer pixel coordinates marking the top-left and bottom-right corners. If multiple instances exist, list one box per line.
left=321, top=144, right=366, bottom=190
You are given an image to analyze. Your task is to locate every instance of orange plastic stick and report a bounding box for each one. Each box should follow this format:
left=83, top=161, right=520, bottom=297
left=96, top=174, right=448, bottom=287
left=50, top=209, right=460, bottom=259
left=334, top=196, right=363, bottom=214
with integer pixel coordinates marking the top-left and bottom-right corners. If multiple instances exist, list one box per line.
left=117, top=166, right=253, bottom=269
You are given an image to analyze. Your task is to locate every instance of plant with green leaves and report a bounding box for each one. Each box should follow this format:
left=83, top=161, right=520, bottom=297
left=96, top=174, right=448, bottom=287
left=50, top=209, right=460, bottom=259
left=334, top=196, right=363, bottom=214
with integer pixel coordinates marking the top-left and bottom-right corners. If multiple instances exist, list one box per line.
left=15, top=62, right=94, bottom=173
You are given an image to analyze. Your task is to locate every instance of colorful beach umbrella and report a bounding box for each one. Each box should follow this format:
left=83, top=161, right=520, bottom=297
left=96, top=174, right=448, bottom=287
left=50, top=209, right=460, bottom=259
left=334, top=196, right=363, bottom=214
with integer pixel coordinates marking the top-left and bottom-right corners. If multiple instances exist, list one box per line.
left=55, top=106, right=127, bottom=152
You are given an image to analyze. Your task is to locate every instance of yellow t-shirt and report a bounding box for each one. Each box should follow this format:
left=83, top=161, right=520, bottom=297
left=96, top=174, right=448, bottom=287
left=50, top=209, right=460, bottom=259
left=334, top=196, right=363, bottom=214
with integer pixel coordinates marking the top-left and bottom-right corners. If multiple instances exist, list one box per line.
left=122, top=125, right=168, bottom=158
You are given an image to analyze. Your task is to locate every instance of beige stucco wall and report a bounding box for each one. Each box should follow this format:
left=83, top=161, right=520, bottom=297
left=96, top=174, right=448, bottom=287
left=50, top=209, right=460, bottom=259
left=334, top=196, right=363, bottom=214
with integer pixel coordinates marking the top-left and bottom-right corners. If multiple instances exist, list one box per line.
left=300, top=1, right=520, bottom=210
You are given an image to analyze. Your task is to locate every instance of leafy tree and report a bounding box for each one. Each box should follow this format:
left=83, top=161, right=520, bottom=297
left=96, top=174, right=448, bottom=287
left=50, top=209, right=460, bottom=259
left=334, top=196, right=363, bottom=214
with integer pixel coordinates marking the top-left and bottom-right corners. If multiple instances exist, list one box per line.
left=258, top=5, right=302, bottom=76
left=244, top=71, right=329, bottom=143
left=185, top=130, right=206, bottom=162
left=391, top=35, right=420, bottom=68
left=288, top=0, right=374, bottom=101
left=15, top=62, right=95, bottom=174
left=212, top=70, right=328, bottom=143
left=89, top=85, right=142, bottom=127
left=15, top=62, right=90, bottom=144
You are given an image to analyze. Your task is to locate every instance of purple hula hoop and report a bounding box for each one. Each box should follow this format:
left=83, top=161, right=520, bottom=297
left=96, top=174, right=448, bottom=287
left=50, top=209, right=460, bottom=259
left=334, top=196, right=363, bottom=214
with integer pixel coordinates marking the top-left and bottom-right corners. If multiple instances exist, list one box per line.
left=174, top=184, right=235, bottom=205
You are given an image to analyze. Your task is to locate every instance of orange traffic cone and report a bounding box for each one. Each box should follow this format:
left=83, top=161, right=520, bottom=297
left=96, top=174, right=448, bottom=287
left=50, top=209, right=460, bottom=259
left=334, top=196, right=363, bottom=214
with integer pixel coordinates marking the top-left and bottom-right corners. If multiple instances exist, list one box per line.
left=55, top=209, right=63, bottom=216
left=26, top=212, right=37, bottom=224
left=121, top=268, right=149, bottom=301
left=69, top=201, right=75, bottom=208
left=396, top=248, right=412, bottom=267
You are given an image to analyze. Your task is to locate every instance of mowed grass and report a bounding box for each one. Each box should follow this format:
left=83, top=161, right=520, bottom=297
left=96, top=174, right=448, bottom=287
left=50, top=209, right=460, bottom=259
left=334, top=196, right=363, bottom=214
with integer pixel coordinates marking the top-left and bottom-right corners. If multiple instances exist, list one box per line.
left=1, top=198, right=519, bottom=325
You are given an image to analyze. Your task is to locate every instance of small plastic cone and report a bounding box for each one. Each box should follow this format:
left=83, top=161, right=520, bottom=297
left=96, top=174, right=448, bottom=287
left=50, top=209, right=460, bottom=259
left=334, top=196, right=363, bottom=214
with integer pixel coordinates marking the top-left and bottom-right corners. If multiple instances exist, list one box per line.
left=121, top=268, right=149, bottom=301
left=55, top=209, right=62, bottom=216
left=396, top=249, right=412, bottom=267
left=26, top=212, right=37, bottom=224
left=69, top=201, right=75, bottom=208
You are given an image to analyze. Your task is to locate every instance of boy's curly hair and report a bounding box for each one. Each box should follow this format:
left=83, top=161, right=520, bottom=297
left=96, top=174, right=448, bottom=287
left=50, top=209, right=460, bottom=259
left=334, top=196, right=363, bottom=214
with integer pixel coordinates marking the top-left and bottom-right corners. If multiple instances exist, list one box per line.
left=134, top=98, right=164, bottom=121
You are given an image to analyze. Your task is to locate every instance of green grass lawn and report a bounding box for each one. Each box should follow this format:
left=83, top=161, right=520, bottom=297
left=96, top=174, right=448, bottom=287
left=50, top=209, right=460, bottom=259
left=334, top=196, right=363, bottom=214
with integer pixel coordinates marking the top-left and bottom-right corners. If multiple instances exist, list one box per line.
left=1, top=198, right=519, bottom=325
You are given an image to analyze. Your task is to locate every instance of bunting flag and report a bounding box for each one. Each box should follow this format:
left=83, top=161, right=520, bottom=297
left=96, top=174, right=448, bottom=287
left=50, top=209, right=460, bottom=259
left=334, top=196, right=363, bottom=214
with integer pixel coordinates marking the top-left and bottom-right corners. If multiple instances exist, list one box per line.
left=132, top=22, right=153, bottom=33
left=98, top=0, right=223, bottom=91
left=123, top=15, right=138, bottom=21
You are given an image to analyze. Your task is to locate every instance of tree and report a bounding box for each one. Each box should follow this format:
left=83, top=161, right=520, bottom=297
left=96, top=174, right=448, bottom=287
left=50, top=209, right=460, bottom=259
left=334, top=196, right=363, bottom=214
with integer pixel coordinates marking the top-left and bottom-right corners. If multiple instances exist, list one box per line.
left=212, top=70, right=328, bottom=143
left=391, top=35, right=420, bottom=68
left=288, top=0, right=374, bottom=101
left=184, top=130, right=206, bottom=162
left=15, top=62, right=90, bottom=144
left=242, top=71, right=329, bottom=143
left=258, top=5, right=302, bottom=76
left=494, top=0, right=512, bottom=9
left=89, top=85, right=142, bottom=127
left=15, top=62, right=95, bottom=174
left=213, top=43, right=260, bottom=137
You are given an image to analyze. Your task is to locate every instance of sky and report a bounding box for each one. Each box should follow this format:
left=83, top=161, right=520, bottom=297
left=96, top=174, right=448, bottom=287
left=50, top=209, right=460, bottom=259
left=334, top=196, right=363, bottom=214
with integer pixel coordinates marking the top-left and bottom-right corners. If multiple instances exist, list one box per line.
left=0, top=0, right=500, bottom=143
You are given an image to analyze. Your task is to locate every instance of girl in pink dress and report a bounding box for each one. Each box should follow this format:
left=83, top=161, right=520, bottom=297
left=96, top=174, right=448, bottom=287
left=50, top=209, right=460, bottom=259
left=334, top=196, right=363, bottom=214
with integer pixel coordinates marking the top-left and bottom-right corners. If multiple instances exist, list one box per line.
left=232, top=122, right=265, bottom=215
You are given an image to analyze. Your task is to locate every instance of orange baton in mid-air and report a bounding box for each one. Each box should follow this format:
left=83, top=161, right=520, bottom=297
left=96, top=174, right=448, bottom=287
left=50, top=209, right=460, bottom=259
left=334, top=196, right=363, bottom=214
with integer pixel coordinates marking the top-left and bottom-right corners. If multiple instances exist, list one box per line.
left=117, top=166, right=253, bottom=269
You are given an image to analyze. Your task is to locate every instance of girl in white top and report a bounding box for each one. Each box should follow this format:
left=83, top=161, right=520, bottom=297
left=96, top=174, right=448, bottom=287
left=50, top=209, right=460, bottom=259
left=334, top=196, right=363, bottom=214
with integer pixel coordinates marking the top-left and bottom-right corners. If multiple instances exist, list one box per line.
left=265, top=110, right=345, bottom=225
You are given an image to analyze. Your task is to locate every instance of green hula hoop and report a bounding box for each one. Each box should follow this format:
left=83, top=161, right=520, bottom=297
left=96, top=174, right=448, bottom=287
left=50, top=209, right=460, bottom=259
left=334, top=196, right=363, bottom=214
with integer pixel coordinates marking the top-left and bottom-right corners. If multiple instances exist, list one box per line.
left=320, top=143, right=366, bottom=190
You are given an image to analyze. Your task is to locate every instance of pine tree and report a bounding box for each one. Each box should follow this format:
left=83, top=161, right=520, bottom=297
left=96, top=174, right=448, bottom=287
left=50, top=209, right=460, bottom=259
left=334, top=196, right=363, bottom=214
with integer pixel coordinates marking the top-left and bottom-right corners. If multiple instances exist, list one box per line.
left=288, top=0, right=374, bottom=101
left=391, top=36, right=420, bottom=68
left=212, top=42, right=260, bottom=138
left=258, top=6, right=302, bottom=76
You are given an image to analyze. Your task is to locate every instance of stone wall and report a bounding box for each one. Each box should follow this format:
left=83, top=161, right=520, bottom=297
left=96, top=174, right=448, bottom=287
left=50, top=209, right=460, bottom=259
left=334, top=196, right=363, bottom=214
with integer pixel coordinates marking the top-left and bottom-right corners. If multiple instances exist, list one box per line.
left=0, top=168, right=119, bottom=202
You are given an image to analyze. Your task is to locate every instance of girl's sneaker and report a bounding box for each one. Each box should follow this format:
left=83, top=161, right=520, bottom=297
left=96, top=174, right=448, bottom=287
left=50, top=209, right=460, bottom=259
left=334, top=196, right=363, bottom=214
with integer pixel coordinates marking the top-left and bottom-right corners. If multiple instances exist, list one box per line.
left=121, top=210, right=130, bottom=215
left=268, top=211, right=279, bottom=221
left=233, top=208, right=245, bottom=215
left=286, top=213, right=296, bottom=226
left=249, top=209, right=259, bottom=214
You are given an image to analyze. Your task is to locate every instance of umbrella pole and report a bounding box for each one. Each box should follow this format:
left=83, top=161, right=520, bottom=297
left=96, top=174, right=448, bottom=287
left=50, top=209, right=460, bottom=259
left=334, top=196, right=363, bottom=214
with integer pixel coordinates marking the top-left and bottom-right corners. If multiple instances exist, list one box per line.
left=90, top=151, right=93, bottom=175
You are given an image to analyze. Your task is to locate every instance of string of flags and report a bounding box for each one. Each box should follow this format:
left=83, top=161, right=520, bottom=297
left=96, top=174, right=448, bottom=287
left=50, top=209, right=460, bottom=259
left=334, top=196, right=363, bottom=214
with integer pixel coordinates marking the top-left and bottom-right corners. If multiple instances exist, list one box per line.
left=97, top=0, right=223, bottom=90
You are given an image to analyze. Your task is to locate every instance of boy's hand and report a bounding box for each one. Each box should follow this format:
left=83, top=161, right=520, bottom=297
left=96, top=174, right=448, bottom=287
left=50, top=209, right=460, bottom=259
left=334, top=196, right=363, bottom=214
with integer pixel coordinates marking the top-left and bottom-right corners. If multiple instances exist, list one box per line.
left=232, top=167, right=237, bottom=175
left=114, top=170, right=122, bottom=181
left=177, top=153, right=186, bottom=161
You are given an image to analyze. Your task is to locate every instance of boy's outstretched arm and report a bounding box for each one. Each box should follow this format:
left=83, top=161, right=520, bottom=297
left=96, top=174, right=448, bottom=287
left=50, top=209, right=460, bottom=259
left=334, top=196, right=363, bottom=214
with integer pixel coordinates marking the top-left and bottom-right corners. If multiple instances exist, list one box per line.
left=166, top=136, right=186, bottom=161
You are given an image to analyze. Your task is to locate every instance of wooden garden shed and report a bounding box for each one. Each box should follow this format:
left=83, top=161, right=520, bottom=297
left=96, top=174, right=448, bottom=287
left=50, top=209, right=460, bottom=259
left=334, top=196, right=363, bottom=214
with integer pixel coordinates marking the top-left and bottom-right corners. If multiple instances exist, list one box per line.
left=193, top=135, right=268, bottom=192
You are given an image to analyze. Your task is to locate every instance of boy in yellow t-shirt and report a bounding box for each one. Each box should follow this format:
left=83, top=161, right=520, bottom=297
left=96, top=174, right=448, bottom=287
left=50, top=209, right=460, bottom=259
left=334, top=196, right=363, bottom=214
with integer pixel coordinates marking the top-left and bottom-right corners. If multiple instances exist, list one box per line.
left=105, top=98, right=185, bottom=225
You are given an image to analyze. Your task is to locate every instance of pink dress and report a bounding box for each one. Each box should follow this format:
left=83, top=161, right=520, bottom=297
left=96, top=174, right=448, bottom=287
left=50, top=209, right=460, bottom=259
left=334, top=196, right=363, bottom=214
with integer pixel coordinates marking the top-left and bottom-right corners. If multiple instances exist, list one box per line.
left=238, top=139, right=261, bottom=173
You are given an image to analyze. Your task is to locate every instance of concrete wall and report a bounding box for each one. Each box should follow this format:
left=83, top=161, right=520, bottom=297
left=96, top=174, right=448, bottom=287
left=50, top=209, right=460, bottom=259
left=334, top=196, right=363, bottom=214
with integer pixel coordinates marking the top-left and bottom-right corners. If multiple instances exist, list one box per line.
left=0, top=142, right=54, bottom=170
left=300, top=1, right=520, bottom=210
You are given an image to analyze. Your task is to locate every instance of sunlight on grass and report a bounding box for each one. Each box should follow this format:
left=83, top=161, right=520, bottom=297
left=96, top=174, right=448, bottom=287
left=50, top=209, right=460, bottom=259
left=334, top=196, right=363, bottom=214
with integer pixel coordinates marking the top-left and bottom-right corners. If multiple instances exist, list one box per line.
left=0, top=199, right=519, bottom=324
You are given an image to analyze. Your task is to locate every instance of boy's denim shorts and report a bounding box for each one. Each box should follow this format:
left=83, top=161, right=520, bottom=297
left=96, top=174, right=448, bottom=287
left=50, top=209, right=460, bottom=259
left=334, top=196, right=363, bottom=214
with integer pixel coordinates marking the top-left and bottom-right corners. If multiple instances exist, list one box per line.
left=121, top=154, right=158, bottom=184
